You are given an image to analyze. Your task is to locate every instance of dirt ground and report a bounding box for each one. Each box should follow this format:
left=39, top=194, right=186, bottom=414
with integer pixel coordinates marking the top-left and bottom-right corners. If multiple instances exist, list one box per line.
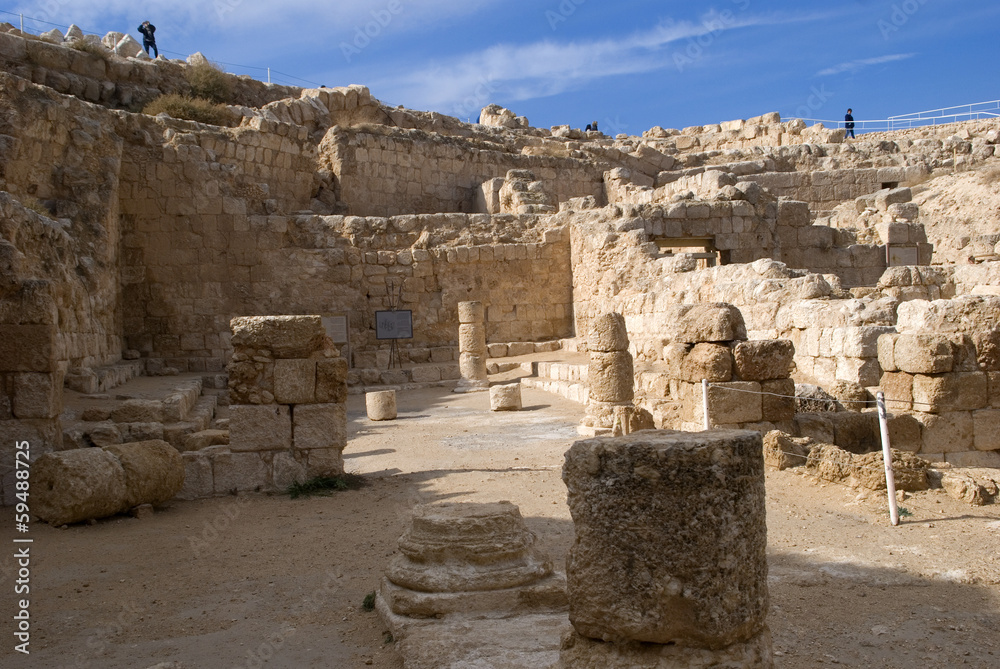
left=3, top=384, right=1000, bottom=668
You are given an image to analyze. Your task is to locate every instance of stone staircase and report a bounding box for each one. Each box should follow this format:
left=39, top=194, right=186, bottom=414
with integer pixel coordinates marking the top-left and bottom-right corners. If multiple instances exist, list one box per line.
left=63, top=373, right=227, bottom=452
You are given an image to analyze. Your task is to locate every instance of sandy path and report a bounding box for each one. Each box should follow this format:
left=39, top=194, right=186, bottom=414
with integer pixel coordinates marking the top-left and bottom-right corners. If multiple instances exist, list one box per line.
left=2, top=385, right=999, bottom=668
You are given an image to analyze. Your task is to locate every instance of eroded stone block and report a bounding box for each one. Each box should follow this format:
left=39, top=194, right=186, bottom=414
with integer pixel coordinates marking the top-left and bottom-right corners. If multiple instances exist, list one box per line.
left=293, top=403, right=346, bottom=450
left=228, top=404, right=291, bottom=451
left=273, top=359, right=316, bottom=404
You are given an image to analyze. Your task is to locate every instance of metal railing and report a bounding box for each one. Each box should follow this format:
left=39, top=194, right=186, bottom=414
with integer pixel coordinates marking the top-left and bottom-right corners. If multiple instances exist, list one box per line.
left=788, top=99, right=1000, bottom=135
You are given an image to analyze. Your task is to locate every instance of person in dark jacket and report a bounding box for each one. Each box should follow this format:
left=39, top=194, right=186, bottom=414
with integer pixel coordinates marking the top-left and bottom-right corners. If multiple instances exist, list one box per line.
left=138, top=21, right=157, bottom=58
left=844, top=108, right=855, bottom=139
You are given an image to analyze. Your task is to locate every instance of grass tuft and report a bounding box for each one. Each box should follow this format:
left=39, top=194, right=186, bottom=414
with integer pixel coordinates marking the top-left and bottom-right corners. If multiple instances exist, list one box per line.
left=286, top=473, right=366, bottom=499
left=142, top=94, right=235, bottom=127
left=185, top=60, right=234, bottom=104
left=362, top=591, right=376, bottom=611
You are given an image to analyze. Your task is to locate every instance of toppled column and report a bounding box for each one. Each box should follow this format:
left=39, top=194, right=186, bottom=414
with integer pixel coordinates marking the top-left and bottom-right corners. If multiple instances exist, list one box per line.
left=583, top=313, right=635, bottom=433
left=558, top=430, right=772, bottom=668
left=454, top=301, right=489, bottom=393
left=31, top=440, right=184, bottom=526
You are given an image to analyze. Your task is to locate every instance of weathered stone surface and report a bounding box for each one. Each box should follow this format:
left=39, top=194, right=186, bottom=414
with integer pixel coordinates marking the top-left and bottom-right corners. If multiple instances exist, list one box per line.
left=103, top=440, right=185, bottom=508
left=271, top=451, right=307, bottom=489
left=458, top=352, right=488, bottom=383
left=177, top=452, right=213, bottom=501
left=662, top=304, right=747, bottom=344
left=386, top=501, right=552, bottom=595
left=893, top=333, right=954, bottom=374
left=458, top=323, right=487, bottom=353
left=795, top=384, right=837, bottom=413
left=682, top=343, right=733, bottom=383
left=588, top=312, right=629, bottom=353
left=915, top=411, right=974, bottom=454
left=110, top=399, right=163, bottom=423
left=973, top=329, right=1000, bottom=371
left=706, top=381, right=762, bottom=424
left=732, top=339, right=794, bottom=381
left=31, top=449, right=127, bottom=525
left=763, top=430, right=812, bottom=470
left=230, top=315, right=325, bottom=358
left=212, top=451, right=268, bottom=493
left=588, top=351, right=634, bottom=403
left=973, top=409, right=1000, bottom=451
left=555, top=629, right=773, bottom=669
left=366, top=390, right=397, bottom=421
left=228, top=404, right=291, bottom=451
left=292, top=403, right=346, bottom=450
left=12, top=372, right=62, bottom=418
left=761, top=378, right=796, bottom=422
left=457, top=300, right=484, bottom=324
left=273, top=359, right=316, bottom=404
left=940, top=469, right=999, bottom=506
left=305, top=447, right=344, bottom=478
left=828, top=380, right=871, bottom=412
left=119, top=422, right=165, bottom=443
left=563, top=430, right=768, bottom=649
left=912, top=372, right=987, bottom=413
left=490, top=383, right=523, bottom=411
left=182, top=429, right=229, bottom=452
left=315, top=358, right=348, bottom=403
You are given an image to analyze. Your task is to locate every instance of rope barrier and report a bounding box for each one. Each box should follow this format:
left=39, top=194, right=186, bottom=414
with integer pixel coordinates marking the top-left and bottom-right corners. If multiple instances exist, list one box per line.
left=705, top=382, right=935, bottom=411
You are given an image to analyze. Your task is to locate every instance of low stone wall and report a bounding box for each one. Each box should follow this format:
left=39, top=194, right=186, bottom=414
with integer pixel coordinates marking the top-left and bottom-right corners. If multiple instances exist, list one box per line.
left=179, top=315, right=348, bottom=499
left=324, top=125, right=606, bottom=216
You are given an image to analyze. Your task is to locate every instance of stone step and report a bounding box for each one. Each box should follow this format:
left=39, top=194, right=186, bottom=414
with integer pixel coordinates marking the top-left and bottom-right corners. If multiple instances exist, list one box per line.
left=64, top=359, right=145, bottom=394
left=162, top=395, right=217, bottom=450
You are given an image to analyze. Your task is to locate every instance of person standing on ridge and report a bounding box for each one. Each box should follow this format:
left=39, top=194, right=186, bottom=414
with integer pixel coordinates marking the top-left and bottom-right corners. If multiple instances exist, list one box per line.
left=844, top=108, right=856, bottom=139
left=138, top=21, right=158, bottom=58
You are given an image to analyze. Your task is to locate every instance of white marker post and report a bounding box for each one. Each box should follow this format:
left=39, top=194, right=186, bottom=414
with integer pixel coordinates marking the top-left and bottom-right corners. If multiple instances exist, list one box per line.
left=876, top=391, right=900, bottom=526
left=702, top=379, right=710, bottom=430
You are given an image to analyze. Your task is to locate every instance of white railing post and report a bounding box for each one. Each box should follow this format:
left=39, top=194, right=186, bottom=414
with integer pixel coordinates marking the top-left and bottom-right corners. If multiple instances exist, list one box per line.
left=267, top=67, right=271, bottom=84
left=702, top=379, right=710, bottom=430
left=876, top=391, right=900, bottom=527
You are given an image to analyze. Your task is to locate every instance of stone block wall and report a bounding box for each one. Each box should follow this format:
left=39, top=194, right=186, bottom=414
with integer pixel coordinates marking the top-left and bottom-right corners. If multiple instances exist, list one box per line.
left=0, top=30, right=299, bottom=110
left=322, top=125, right=605, bottom=216
left=873, top=297, right=1000, bottom=467
left=126, top=210, right=574, bottom=373
left=179, top=315, right=348, bottom=499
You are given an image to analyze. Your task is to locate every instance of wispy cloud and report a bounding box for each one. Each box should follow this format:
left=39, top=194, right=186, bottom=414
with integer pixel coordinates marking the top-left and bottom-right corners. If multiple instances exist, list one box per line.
left=816, top=53, right=916, bottom=76
left=369, top=9, right=829, bottom=115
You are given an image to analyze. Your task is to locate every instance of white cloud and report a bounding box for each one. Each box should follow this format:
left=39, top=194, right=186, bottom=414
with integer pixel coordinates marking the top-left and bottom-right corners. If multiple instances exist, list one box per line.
left=817, top=53, right=916, bottom=77
left=370, top=10, right=829, bottom=115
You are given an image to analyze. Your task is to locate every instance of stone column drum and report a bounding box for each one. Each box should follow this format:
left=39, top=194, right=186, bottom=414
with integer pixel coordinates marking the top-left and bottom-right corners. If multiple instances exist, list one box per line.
left=585, top=312, right=634, bottom=429
left=454, top=301, right=489, bottom=392
left=559, top=429, right=772, bottom=668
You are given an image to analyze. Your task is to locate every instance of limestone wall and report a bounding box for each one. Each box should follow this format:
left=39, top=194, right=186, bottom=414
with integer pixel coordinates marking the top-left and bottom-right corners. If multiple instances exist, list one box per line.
left=124, top=206, right=573, bottom=372
left=0, top=30, right=299, bottom=110
left=322, top=126, right=606, bottom=216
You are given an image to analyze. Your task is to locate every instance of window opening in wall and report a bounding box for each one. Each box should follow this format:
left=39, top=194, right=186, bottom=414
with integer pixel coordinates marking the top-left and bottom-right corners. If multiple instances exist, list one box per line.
left=653, top=237, right=721, bottom=268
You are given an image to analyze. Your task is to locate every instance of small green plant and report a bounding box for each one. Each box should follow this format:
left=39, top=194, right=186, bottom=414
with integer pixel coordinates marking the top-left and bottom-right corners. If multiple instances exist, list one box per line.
left=69, top=40, right=109, bottom=60
left=898, top=507, right=913, bottom=517
left=362, top=591, right=376, bottom=611
left=286, top=473, right=366, bottom=499
left=185, top=60, right=234, bottom=104
left=142, top=94, right=234, bottom=127
left=383, top=631, right=394, bottom=644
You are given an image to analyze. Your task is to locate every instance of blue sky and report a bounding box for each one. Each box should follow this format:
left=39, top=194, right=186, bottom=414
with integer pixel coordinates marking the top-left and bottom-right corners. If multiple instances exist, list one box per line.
left=7, top=1, right=999, bottom=133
